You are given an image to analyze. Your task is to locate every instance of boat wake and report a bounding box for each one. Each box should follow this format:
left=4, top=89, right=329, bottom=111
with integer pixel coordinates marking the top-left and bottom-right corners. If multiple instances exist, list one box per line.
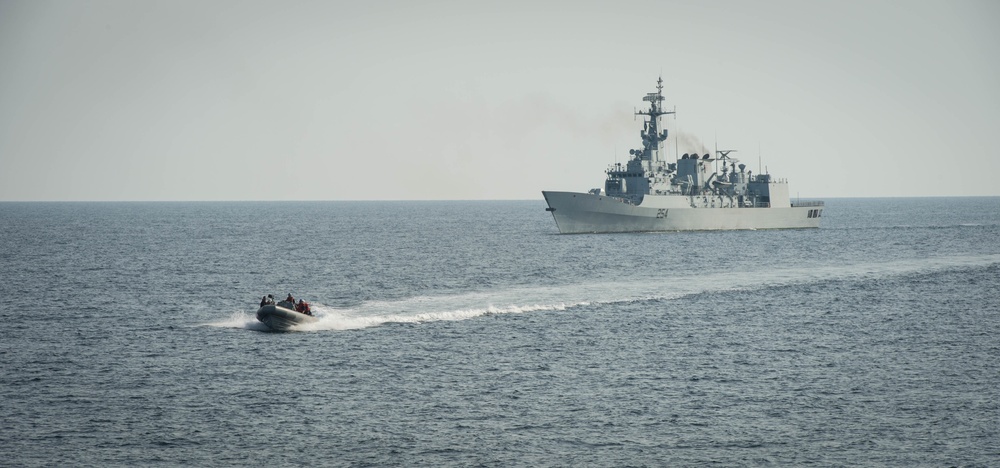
left=206, top=254, right=1000, bottom=332
left=205, top=312, right=273, bottom=331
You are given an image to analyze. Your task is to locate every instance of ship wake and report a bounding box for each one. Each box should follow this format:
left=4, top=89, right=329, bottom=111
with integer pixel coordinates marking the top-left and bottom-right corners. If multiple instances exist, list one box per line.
left=207, top=253, right=1000, bottom=332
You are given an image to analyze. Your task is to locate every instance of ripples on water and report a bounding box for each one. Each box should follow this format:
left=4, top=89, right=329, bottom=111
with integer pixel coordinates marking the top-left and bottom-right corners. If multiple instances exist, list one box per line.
left=1, top=198, right=998, bottom=466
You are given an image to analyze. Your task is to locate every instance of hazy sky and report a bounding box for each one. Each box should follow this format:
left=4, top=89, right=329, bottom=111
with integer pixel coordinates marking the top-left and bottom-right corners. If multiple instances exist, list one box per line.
left=1, top=0, right=998, bottom=201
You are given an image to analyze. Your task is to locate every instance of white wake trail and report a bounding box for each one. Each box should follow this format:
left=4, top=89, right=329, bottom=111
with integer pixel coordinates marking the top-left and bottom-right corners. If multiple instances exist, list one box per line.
left=205, top=253, right=1000, bottom=332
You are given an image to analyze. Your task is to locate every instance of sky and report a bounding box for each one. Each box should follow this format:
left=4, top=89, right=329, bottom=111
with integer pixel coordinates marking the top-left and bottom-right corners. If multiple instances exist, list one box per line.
left=1, top=0, right=998, bottom=201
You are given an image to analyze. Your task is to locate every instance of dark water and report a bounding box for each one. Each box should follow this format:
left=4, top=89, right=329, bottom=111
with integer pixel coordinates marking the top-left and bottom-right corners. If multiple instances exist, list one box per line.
left=1, top=198, right=998, bottom=466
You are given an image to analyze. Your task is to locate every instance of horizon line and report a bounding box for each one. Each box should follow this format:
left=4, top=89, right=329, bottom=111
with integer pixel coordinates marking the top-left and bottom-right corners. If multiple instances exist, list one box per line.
left=1, top=195, right=998, bottom=203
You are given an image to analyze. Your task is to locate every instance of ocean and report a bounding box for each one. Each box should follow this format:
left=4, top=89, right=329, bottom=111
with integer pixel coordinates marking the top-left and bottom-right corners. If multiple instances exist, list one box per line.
left=1, top=198, right=998, bottom=466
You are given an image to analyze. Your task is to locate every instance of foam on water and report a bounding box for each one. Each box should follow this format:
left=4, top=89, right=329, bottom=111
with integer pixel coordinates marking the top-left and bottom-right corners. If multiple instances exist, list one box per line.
left=298, top=301, right=576, bottom=331
left=207, top=253, right=1000, bottom=332
left=205, top=310, right=271, bottom=331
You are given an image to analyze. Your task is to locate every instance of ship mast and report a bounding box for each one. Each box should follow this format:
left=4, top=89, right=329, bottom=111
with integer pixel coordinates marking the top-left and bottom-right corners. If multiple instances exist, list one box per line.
left=634, top=76, right=674, bottom=164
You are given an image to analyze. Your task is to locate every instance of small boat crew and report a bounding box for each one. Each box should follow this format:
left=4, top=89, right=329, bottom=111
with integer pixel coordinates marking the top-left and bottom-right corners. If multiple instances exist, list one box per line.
left=295, top=299, right=312, bottom=316
left=256, top=293, right=318, bottom=331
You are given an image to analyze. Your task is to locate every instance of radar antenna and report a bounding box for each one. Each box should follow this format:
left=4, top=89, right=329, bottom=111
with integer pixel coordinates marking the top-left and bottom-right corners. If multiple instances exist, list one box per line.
left=716, top=149, right=737, bottom=160
left=635, top=76, right=674, bottom=119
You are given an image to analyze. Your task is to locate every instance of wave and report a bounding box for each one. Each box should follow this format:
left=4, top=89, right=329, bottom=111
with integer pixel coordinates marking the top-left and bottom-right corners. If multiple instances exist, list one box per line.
left=302, top=301, right=579, bottom=331
left=206, top=253, right=1000, bottom=332
left=204, top=311, right=272, bottom=331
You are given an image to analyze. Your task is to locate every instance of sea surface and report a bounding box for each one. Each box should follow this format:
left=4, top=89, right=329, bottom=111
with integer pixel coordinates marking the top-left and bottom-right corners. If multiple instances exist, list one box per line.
left=1, top=198, right=998, bottom=466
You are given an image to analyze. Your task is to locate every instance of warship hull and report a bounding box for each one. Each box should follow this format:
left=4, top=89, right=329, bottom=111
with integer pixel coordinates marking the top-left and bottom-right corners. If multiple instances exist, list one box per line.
left=541, top=77, right=823, bottom=234
left=543, top=191, right=821, bottom=234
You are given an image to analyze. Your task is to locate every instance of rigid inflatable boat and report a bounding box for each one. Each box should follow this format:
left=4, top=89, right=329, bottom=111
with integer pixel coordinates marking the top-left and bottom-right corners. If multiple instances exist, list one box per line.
left=256, top=300, right=317, bottom=331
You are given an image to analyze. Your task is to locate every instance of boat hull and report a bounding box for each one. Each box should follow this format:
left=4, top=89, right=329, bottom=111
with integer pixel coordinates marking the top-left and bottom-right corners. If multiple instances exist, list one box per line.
left=256, top=304, right=318, bottom=331
left=542, top=191, right=821, bottom=234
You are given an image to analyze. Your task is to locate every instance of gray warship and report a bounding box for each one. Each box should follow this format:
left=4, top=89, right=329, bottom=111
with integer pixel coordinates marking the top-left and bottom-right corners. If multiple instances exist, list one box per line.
left=542, top=77, right=824, bottom=234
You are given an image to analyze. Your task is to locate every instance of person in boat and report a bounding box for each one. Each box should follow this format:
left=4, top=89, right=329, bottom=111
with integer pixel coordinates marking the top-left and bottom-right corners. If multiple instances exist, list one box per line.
left=285, top=293, right=295, bottom=304
left=295, top=299, right=312, bottom=316
left=259, top=294, right=275, bottom=307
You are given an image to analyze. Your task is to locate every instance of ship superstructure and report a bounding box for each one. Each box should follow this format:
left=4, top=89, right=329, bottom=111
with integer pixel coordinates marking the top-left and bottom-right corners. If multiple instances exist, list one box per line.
left=542, top=77, right=823, bottom=233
